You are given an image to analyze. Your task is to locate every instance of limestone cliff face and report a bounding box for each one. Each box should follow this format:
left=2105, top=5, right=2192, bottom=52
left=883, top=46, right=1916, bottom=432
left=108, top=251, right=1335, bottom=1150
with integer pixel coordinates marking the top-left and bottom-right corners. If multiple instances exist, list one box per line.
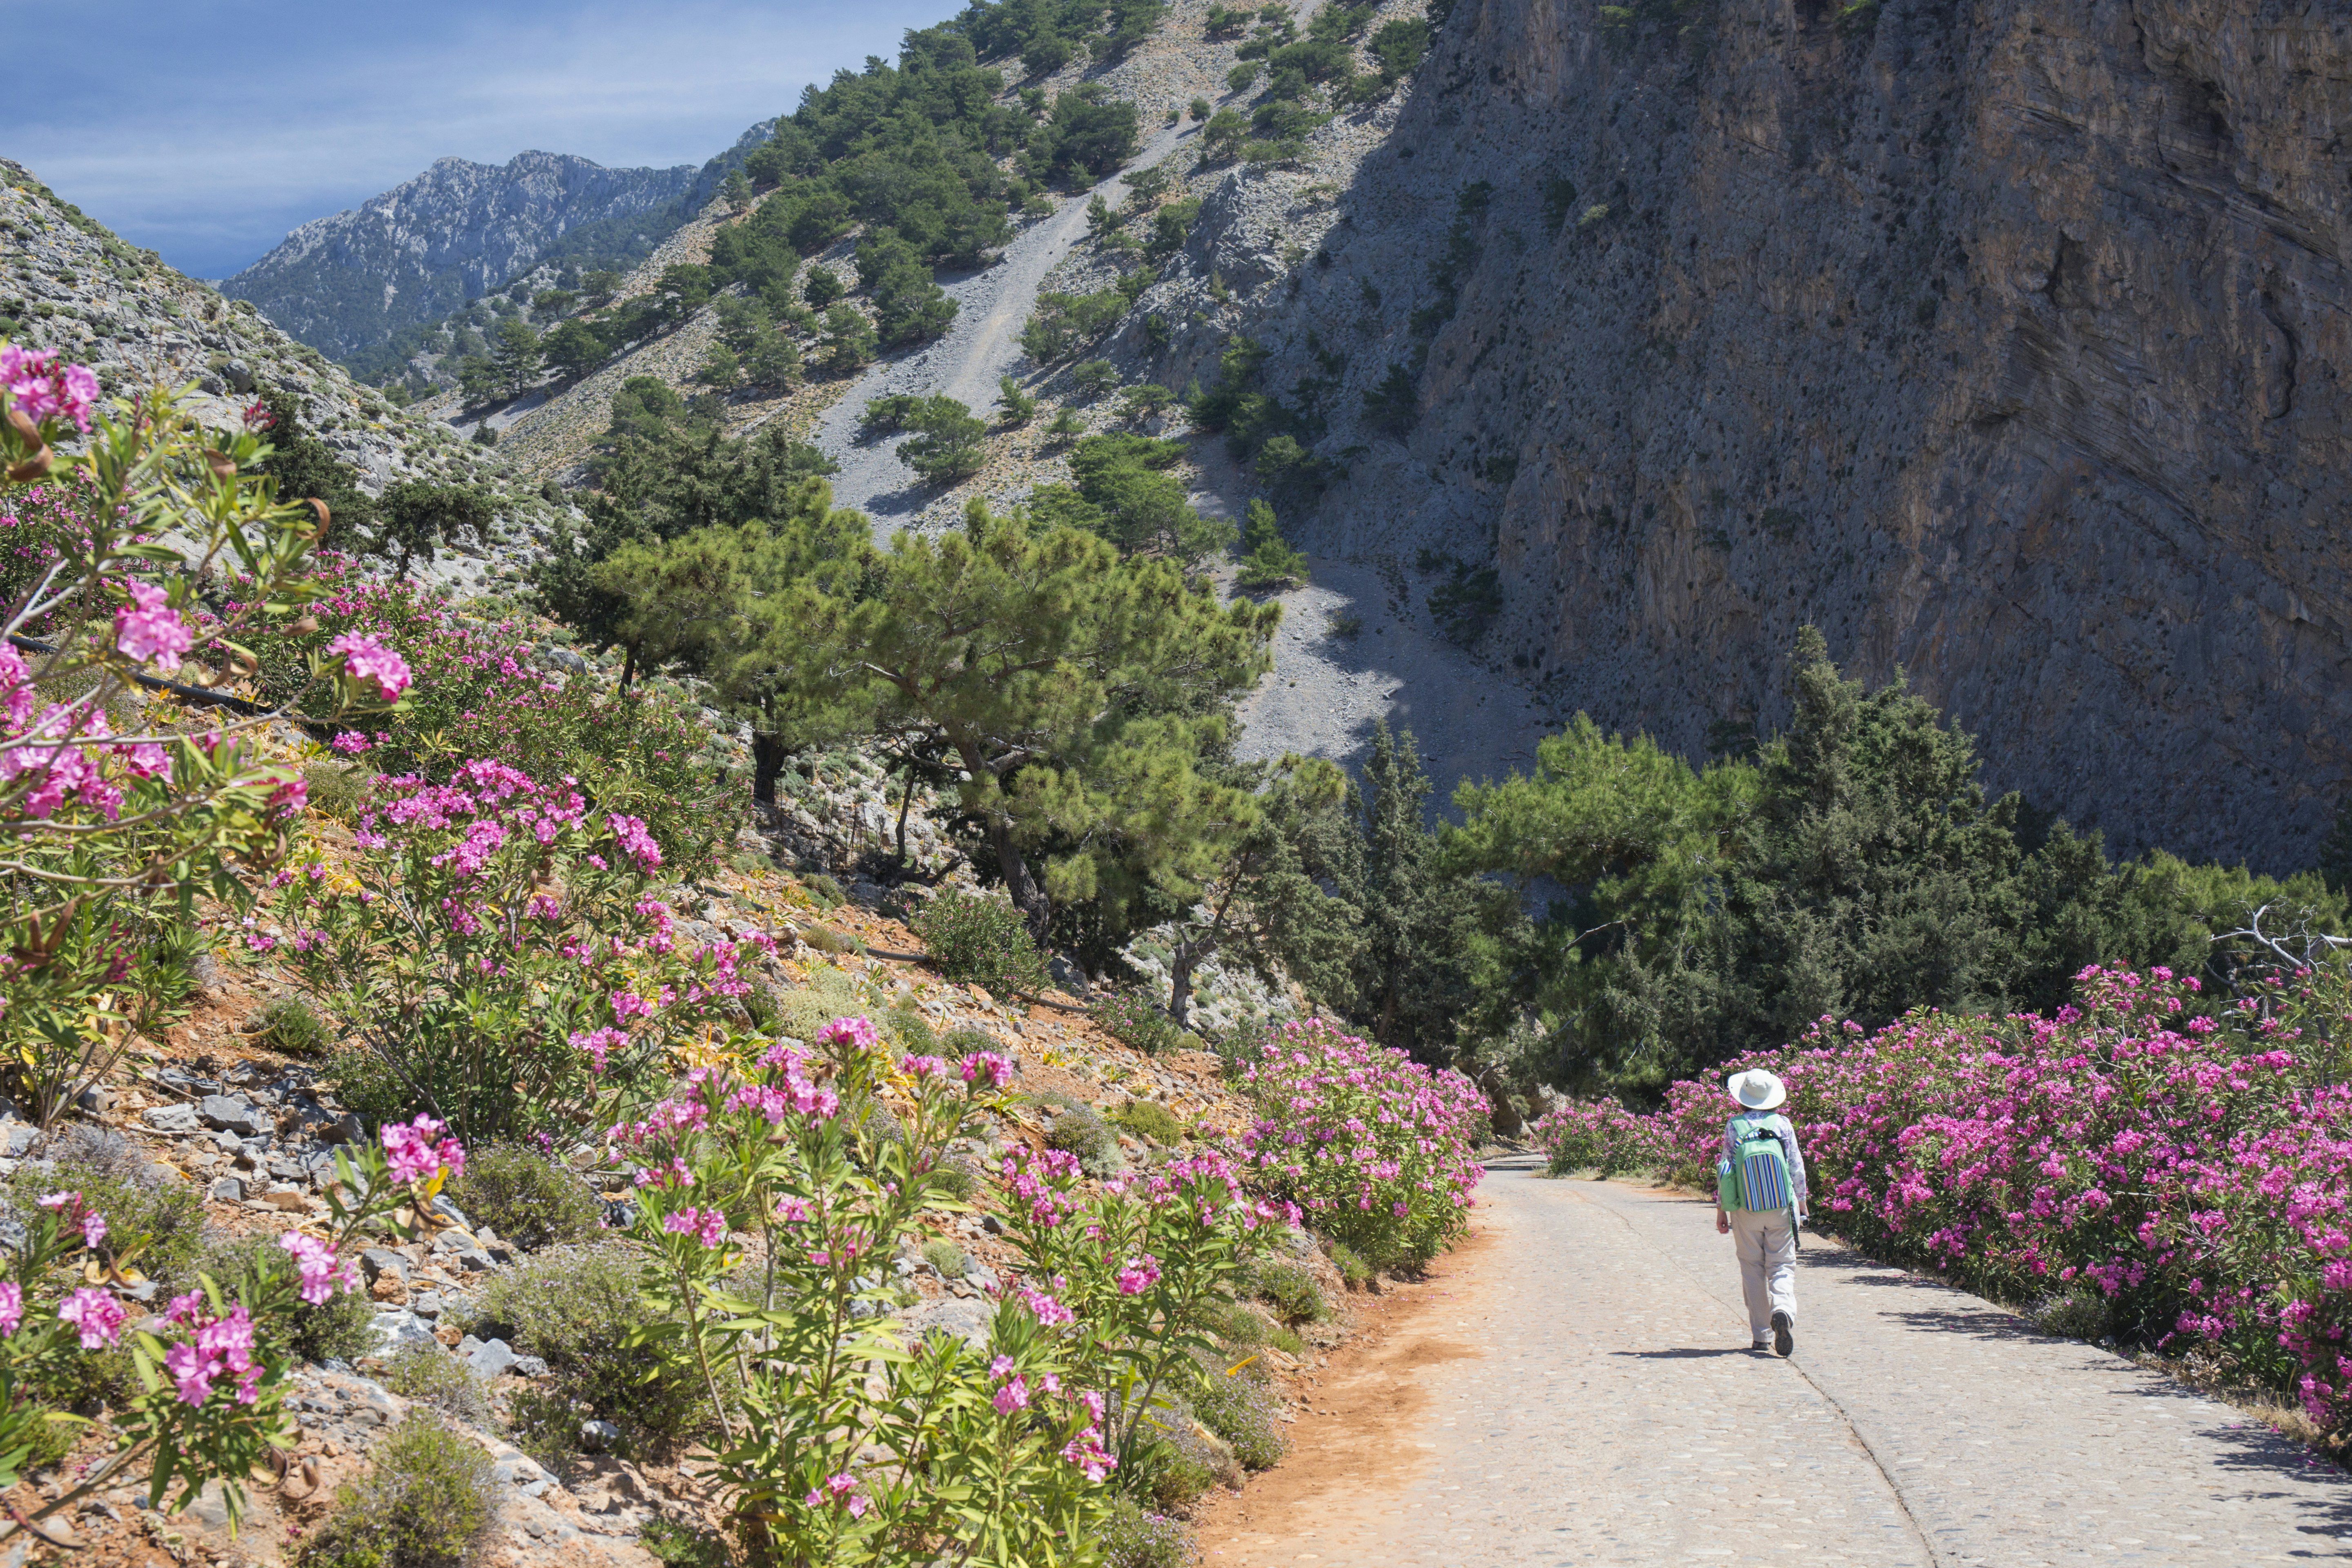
left=1178, top=0, right=2352, bottom=870
left=220, top=151, right=703, bottom=360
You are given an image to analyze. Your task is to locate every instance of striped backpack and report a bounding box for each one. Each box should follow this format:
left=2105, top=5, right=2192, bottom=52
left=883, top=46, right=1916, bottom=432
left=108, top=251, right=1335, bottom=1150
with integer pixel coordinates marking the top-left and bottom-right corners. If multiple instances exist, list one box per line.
left=1717, top=1112, right=1794, bottom=1215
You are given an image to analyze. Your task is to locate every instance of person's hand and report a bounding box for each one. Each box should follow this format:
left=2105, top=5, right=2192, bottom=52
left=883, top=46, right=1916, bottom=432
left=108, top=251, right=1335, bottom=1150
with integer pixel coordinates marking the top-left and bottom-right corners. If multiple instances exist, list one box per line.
left=1715, top=1210, right=1730, bottom=1235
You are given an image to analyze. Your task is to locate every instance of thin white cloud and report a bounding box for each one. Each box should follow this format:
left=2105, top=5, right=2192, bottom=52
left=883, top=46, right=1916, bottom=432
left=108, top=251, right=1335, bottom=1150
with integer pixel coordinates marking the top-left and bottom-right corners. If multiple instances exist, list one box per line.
left=9, top=0, right=956, bottom=276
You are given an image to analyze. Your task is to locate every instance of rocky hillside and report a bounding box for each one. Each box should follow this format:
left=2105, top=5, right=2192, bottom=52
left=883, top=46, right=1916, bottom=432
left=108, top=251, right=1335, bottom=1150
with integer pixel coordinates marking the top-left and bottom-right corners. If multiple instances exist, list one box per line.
left=0, top=159, right=514, bottom=503
left=221, top=148, right=738, bottom=362
left=1131, top=0, right=2352, bottom=873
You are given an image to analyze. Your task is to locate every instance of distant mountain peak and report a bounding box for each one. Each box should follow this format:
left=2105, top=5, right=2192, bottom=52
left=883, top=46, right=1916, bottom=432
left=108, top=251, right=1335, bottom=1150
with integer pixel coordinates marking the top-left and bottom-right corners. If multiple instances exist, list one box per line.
left=220, top=148, right=712, bottom=363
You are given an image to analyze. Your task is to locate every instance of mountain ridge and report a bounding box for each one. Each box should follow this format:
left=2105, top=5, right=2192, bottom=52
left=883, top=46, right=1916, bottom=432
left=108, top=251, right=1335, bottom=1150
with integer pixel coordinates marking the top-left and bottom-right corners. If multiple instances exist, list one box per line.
left=220, top=143, right=756, bottom=366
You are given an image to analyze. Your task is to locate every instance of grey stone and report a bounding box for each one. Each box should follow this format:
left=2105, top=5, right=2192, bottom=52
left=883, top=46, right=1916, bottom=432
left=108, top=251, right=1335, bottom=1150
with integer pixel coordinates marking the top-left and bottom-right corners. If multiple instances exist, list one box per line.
left=579, top=1419, right=621, bottom=1454
left=460, top=1336, right=520, bottom=1378
left=196, top=1095, right=267, bottom=1136
left=359, top=1248, right=409, bottom=1285
left=408, top=1290, right=445, bottom=1320
left=1048, top=953, right=1089, bottom=993
left=512, top=1355, right=549, bottom=1378
left=208, top=1178, right=244, bottom=1203
left=905, top=1296, right=992, bottom=1348
left=367, top=1309, right=439, bottom=1356
left=144, top=1103, right=202, bottom=1135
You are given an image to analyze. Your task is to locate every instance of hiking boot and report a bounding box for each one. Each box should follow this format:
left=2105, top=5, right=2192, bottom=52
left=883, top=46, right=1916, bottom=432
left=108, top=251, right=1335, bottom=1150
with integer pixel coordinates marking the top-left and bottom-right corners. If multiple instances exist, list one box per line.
left=1751, top=1339, right=1771, bottom=1353
left=1771, top=1310, right=1794, bottom=1357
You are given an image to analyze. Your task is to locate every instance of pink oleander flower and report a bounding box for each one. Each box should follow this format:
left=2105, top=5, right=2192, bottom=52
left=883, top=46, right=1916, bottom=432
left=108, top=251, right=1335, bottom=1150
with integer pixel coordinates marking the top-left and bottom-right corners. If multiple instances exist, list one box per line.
left=606, top=812, right=662, bottom=869
left=326, top=632, right=413, bottom=699
left=901, top=1054, right=949, bottom=1079
left=381, top=1114, right=465, bottom=1185
left=0, top=1282, right=21, bottom=1338
left=818, top=1016, right=879, bottom=1053
left=991, top=1374, right=1030, bottom=1415
left=280, top=1231, right=358, bottom=1305
left=114, top=581, right=192, bottom=671
left=163, top=1303, right=261, bottom=1407
left=1, top=345, right=100, bottom=432
left=330, top=729, right=373, bottom=755
left=59, top=1287, right=125, bottom=1350
left=960, top=1051, right=1013, bottom=1089
left=1116, top=1254, right=1162, bottom=1296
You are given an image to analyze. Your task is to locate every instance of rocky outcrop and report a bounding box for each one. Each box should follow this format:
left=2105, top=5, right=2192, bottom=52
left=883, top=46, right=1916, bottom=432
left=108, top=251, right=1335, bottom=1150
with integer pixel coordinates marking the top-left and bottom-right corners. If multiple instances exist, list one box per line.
left=1155, top=0, right=2352, bottom=872
left=0, top=159, right=507, bottom=498
left=221, top=151, right=708, bottom=360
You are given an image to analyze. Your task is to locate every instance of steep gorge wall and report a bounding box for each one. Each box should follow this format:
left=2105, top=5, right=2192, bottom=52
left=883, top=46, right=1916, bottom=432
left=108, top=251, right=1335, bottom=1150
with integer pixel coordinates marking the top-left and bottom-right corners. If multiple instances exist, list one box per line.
left=1188, top=0, right=2352, bottom=870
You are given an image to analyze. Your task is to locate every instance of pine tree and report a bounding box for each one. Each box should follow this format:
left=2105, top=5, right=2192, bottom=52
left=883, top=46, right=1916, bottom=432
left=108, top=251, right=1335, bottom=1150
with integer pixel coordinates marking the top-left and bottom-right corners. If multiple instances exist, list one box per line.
left=784, top=501, right=1279, bottom=935
left=491, top=319, right=541, bottom=395
left=1235, top=497, right=1308, bottom=588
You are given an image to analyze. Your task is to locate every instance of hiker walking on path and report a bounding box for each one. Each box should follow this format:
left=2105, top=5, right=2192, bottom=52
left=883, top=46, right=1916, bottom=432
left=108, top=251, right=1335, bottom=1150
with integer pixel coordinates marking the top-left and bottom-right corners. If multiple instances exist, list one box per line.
left=1714, top=1069, right=1808, bottom=1356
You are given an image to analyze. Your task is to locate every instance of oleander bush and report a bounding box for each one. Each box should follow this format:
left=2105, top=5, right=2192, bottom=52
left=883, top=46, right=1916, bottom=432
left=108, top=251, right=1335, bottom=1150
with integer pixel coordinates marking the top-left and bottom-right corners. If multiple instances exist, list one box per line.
left=1235, top=1018, right=1486, bottom=1270
left=1636, top=963, right=2352, bottom=1428
left=1530, top=1098, right=1668, bottom=1178
left=910, top=889, right=1049, bottom=996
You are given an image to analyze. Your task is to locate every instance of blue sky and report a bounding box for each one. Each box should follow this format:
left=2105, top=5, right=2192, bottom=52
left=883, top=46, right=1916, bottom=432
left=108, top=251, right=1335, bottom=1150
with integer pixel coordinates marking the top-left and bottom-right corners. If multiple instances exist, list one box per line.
left=9, top=0, right=957, bottom=279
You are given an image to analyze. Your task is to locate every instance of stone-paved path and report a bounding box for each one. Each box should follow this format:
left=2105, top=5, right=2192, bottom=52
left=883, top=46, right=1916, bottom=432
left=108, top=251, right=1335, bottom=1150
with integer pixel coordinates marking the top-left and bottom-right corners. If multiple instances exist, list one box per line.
left=1201, top=1171, right=2352, bottom=1567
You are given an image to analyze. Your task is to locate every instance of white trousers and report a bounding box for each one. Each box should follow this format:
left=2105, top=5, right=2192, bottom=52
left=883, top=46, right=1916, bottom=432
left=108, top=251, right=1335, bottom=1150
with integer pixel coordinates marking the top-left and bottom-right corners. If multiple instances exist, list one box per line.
left=1729, top=1209, right=1797, bottom=1339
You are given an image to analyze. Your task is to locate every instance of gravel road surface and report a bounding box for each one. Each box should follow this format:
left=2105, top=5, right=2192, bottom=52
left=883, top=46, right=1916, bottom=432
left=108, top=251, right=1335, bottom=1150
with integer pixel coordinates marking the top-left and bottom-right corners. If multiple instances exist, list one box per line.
left=1201, top=1171, right=2352, bottom=1567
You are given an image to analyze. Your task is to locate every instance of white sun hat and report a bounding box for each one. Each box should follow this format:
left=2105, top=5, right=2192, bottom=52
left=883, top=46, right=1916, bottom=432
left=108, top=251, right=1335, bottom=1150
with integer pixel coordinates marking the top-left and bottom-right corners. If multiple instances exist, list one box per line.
left=1726, top=1069, right=1787, bottom=1111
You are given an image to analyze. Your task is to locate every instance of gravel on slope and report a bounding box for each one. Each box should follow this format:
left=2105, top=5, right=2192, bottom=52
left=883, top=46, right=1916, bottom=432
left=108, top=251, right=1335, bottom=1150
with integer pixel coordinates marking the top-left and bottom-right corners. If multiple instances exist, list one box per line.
left=809, top=118, right=1199, bottom=535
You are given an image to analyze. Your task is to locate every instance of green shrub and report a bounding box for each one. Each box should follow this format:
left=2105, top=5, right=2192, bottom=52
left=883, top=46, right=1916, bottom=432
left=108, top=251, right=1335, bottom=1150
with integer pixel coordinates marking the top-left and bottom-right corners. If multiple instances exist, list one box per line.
left=910, top=889, right=1047, bottom=996
left=199, top=1232, right=377, bottom=1364
left=1324, top=1241, right=1372, bottom=1290
left=1112, top=1098, right=1184, bottom=1145
left=1072, top=359, right=1121, bottom=401
left=1265, top=1323, right=1307, bottom=1357
left=1100, top=1497, right=1189, bottom=1568
left=1200, top=1299, right=1268, bottom=1352
left=468, top=1246, right=708, bottom=1458
left=800, top=872, right=845, bottom=909
left=638, top=1518, right=731, bottom=1568
left=1093, top=989, right=1190, bottom=1056
left=1192, top=1363, right=1287, bottom=1470
left=9, top=1153, right=208, bottom=1291
left=252, top=995, right=334, bottom=1058
left=921, top=1238, right=971, bottom=1278
left=303, top=762, right=372, bottom=823
left=1249, top=1260, right=1325, bottom=1324
left=378, top=1343, right=490, bottom=1427
left=446, top=1145, right=602, bottom=1251
left=294, top=1414, right=499, bottom=1568
left=1038, top=1098, right=1118, bottom=1178
left=1123, top=1403, right=1225, bottom=1510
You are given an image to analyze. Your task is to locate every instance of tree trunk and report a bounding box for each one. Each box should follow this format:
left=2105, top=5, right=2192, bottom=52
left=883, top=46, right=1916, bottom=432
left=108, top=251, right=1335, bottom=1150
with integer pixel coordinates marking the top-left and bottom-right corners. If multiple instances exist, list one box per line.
left=986, top=816, right=1051, bottom=939
left=620, top=641, right=638, bottom=693
left=752, top=731, right=787, bottom=805
left=1168, top=942, right=1197, bottom=1029
left=894, top=764, right=916, bottom=865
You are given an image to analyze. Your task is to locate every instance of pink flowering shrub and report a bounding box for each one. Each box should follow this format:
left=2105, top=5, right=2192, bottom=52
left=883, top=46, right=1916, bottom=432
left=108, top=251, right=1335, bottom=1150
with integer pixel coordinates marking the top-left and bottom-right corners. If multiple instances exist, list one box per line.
left=995, top=1140, right=1299, bottom=1474
left=1643, top=964, right=2352, bottom=1428
left=611, top=1022, right=1113, bottom=1564
left=2, top=367, right=394, bottom=1134
left=0, top=1116, right=464, bottom=1543
left=267, top=760, right=772, bottom=1144
left=1529, top=1097, right=1671, bottom=1178
left=1234, top=1017, right=1489, bottom=1268
left=232, top=567, right=741, bottom=876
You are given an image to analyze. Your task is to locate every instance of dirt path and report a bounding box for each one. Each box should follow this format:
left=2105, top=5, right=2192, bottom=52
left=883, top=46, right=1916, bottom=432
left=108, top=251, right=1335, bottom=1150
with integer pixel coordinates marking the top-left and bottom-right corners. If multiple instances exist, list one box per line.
left=1198, top=1170, right=2352, bottom=1566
